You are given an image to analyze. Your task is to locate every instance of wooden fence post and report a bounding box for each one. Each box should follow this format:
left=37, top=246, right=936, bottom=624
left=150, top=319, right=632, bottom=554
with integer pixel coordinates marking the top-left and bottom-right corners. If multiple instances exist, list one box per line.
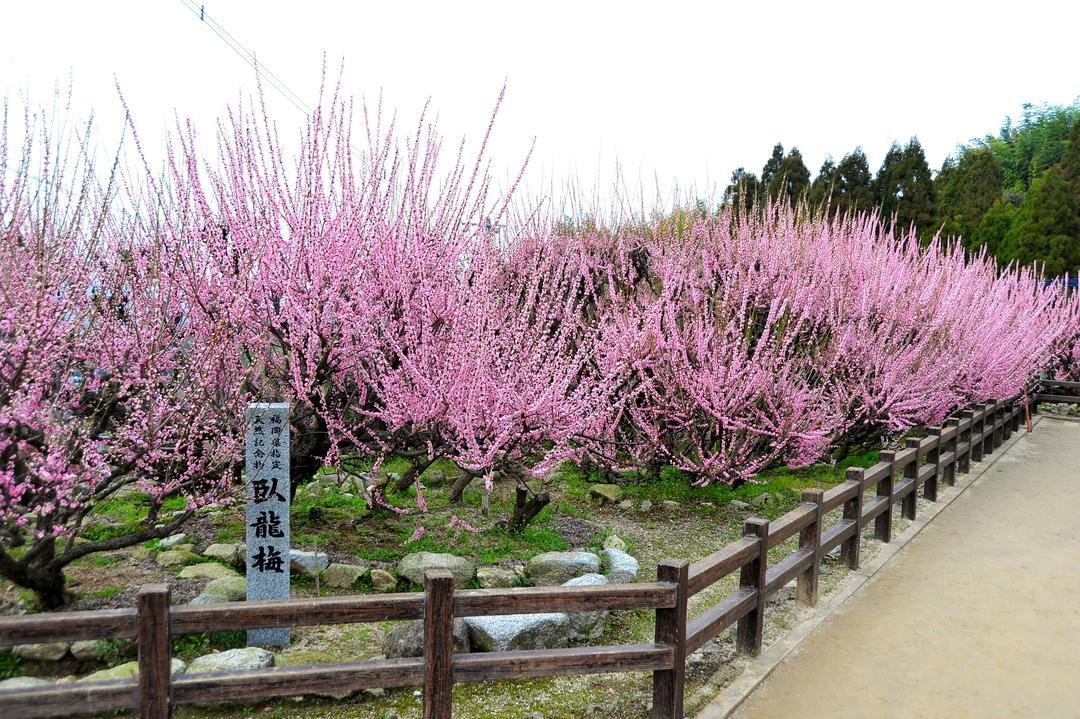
left=875, top=451, right=895, bottom=542
left=986, top=401, right=999, bottom=452
left=423, top=569, right=455, bottom=719
left=651, top=559, right=689, bottom=719
left=902, top=439, right=920, bottom=520
left=797, top=489, right=823, bottom=607
left=959, top=410, right=974, bottom=472
left=944, top=418, right=959, bottom=486
left=137, top=584, right=171, bottom=719
left=1002, top=403, right=1014, bottom=441
left=841, top=468, right=863, bottom=570
left=972, top=407, right=986, bottom=462
left=736, top=518, right=769, bottom=657
left=925, top=428, right=941, bottom=501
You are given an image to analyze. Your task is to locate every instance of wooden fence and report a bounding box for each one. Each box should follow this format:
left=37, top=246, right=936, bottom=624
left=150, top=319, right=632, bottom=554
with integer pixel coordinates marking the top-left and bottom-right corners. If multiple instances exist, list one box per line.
left=0, top=397, right=1039, bottom=718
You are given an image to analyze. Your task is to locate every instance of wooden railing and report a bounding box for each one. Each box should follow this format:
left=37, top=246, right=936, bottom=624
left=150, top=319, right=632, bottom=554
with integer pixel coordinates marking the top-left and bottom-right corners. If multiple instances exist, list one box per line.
left=0, top=398, right=1030, bottom=719
left=1034, top=378, right=1080, bottom=406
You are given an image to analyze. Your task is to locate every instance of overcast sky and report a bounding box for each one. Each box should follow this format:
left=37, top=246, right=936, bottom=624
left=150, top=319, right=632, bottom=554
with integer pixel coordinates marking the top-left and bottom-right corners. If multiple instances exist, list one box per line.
left=3, top=0, right=1079, bottom=209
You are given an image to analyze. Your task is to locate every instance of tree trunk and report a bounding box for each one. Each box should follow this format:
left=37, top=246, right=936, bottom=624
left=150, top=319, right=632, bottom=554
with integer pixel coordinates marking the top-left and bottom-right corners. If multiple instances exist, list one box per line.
left=391, top=457, right=435, bottom=494
left=0, top=548, right=69, bottom=610
left=449, top=473, right=476, bottom=503
left=508, top=487, right=550, bottom=533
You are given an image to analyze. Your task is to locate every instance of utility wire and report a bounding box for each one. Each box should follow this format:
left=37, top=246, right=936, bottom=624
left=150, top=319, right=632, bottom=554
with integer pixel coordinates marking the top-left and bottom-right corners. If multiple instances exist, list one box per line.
left=175, top=0, right=314, bottom=117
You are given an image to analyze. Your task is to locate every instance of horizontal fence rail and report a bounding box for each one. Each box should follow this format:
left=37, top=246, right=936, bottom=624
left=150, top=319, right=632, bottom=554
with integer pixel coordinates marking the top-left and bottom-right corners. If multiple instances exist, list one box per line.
left=0, top=396, right=1034, bottom=719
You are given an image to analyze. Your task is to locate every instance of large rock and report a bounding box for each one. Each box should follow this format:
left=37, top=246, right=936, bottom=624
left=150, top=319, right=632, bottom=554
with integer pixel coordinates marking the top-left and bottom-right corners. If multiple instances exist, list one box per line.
left=383, top=619, right=470, bottom=658
left=465, top=613, right=571, bottom=652
left=202, top=543, right=244, bottom=566
left=158, top=533, right=188, bottom=549
left=322, top=563, right=366, bottom=588
left=178, top=563, right=240, bottom=580
left=12, top=642, right=69, bottom=662
left=476, top=566, right=518, bottom=589
left=156, top=549, right=198, bottom=567
left=186, top=647, right=274, bottom=675
left=750, top=492, right=769, bottom=507
left=80, top=658, right=185, bottom=682
left=563, top=573, right=609, bottom=640
left=191, top=575, right=247, bottom=604
left=70, top=638, right=135, bottom=662
left=0, top=676, right=52, bottom=690
left=602, top=534, right=627, bottom=551
left=397, top=553, right=475, bottom=587
left=290, top=550, right=330, bottom=577
left=370, top=568, right=397, bottom=592
left=589, top=484, right=623, bottom=503
left=602, top=548, right=639, bottom=584
left=527, top=551, right=601, bottom=586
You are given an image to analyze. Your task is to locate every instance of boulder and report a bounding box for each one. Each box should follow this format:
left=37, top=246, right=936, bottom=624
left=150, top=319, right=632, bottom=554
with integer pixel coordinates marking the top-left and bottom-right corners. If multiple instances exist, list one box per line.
left=186, top=647, right=274, bottom=675
left=661, top=500, right=679, bottom=510
left=383, top=619, right=470, bottom=658
left=476, top=566, right=518, bottom=589
left=156, top=549, right=198, bottom=567
left=397, top=553, right=475, bottom=587
left=589, top=484, right=623, bottom=503
left=616, top=499, right=634, bottom=511
left=639, top=500, right=653, bottom=513
left=527, top=551, right=601, bottom=586
left=370, top=568, right=397, bottom=592
left=70, top=638, right=135, bottom=663
left=290, top=550, right=330, bottom=577
left=12, top=642, right=69, bottom=662
left=563, top=573, right=609, bottom=640
left=80, top=658, right=185, bottom=682
left=202, top=543, right=244, bottom=565
left=322, top=562, right=366, bottom=588
left=178, top=563, right=240, bottom=580
left=602, top=548, right=639, bottom=584
left=728, top=500, right=750, bottom=511
left=750, top=492, right=769, bottom=507
left=0, top=677, right=52, bottom=690
left=158, top=533, right=188, bottom=549
left=601, top=534, right=627, bottom=551
left=191, top=575, right=247, bottom=604
left=465, top=613, right=571, bottom=652
left=170, top=543, right=196, bottom=555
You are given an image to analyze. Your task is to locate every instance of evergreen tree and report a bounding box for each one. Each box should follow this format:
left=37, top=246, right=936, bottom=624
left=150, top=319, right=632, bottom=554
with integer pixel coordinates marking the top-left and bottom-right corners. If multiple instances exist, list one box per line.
left=810, top=158, right=837, bottom=211
left=936, top=146, right=1002, bottom=245
left=767, top=147, right=811, bottom=207
left=761, top=143, right=785, bottom=190
left=874, top=138, right=937, bottom=240
left=723, top=167, right=761, bottom=215
left=985, top=101, right=1080, bottom=194
left=970, top=199, right=1019, bottom=261
left=834, top=148, right=874, bottom=218
left=1001, top=119, right=1080, bottom=275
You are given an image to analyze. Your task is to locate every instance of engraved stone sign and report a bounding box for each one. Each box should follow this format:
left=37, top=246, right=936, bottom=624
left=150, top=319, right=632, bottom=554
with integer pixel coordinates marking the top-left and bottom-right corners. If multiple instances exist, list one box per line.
left=245, top=402, right=290, bottom=648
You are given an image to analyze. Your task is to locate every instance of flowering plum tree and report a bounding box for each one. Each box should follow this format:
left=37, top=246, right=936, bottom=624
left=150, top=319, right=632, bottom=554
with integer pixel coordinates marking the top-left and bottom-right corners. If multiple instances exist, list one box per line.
left=0, top=113, right=248, bottom=607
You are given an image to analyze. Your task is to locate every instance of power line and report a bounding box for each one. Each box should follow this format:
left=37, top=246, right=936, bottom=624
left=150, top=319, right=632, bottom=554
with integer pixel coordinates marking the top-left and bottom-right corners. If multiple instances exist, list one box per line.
left=175, top=0, right=314, bottom=118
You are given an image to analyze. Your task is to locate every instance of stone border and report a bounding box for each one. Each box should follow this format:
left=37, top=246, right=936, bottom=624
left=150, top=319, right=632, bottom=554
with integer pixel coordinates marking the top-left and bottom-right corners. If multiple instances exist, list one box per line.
left=690, top=415, right=1043, bottom=718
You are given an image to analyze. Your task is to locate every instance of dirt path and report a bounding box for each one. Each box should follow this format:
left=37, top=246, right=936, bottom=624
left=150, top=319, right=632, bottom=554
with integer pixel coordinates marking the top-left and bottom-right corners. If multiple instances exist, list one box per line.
left=727, top=417, right=1080, bottom=719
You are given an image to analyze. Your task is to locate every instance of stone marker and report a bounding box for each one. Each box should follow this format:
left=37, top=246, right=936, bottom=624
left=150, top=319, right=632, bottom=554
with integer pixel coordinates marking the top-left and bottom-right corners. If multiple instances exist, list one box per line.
left=245, top=402, right=290, bottom=648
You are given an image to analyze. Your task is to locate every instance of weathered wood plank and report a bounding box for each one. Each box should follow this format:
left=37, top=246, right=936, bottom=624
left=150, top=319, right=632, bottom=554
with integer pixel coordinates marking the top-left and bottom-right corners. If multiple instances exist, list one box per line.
left=821, top=479, right=860, bottom=513
left=172, top=659, right=426, bottom=704
left=170, top=593, right=425, bottom=633
left=0, top=608, right=137, bottom=646
left=797, top=490, right=823, bottom=607
left=821, top=519, right=858, bottom=556
left=687, top=538, right=758, bottom=597
left=766, top=504, right=815, bottom=550
left=455, top=644, right=673, bottom=683
left=0, top=681, right=137, bottom=717
left=685, top=588, right=757, bottom=654
left=764, top=549, right=814, bottom=597
left=456, top=582, right=675, bottom=615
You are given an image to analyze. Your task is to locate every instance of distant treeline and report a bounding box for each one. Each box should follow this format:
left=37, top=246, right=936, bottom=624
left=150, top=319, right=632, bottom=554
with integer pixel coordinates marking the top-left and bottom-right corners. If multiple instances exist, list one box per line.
left=722, top=101, right=1080, bottom=276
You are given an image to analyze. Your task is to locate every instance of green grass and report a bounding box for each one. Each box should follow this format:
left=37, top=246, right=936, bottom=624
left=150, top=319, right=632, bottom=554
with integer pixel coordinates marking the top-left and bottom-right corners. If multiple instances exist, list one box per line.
left=170, top=631, right=246, bottom=661
left=0, top=651, right=21, bottom=680
left=92, top=586, right=123, bottom=600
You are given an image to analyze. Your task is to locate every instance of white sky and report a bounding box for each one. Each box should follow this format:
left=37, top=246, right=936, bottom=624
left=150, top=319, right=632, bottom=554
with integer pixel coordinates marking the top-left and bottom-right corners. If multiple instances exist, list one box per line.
left=3, top=0, right=1080, bottom=210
